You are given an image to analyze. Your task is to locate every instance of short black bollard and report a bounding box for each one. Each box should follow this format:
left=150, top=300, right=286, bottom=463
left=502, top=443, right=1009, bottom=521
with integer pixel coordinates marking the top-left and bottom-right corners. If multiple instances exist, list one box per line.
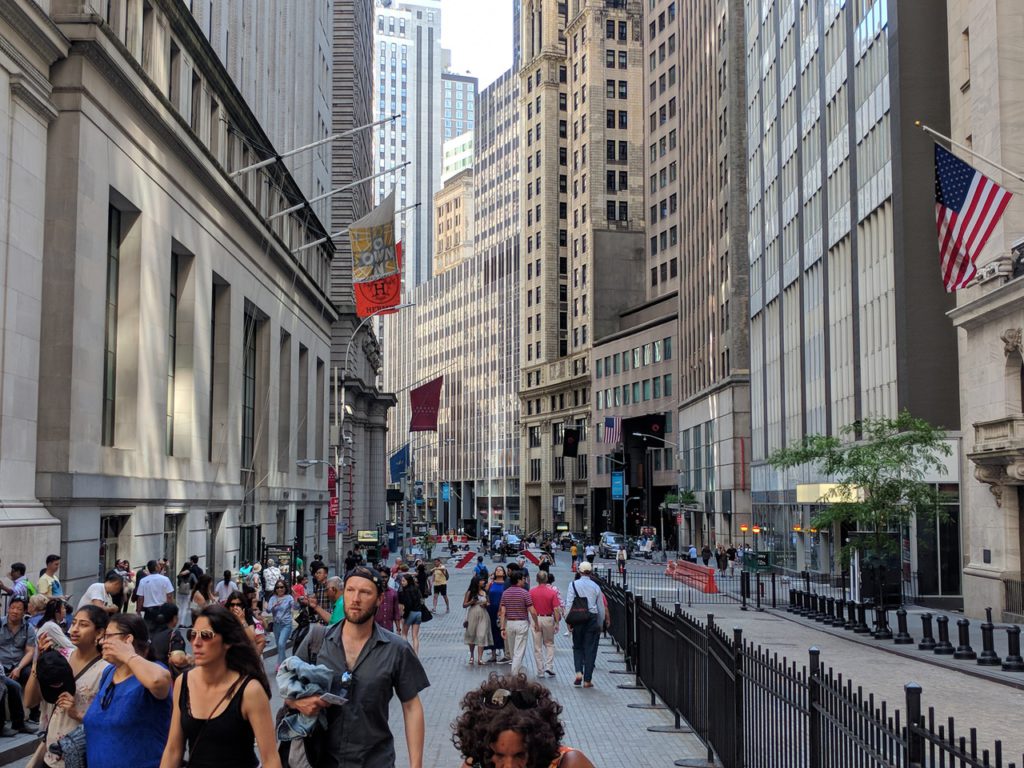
left=795, top=590, right=806, bottom=616
left=803, top=591, right=816, bottom=619
left=845, top=599, right=857, bottom=630
left=918, top=613, right=936, bottom=651
left=755, top=573, right=763, bottom=611
left=834, top=598, right=846, bottom=627
left=854, top=601, right=871, bottom=634
left=825, top=596, right=835, bottom=625
left=873, top=604, right=893, bottom=640
left=977, top=607, right=1001, bottom=666
left=934, top=615, right=955, bottom=655
left=1003, top=626, right=1024, bottom=672
left=893, top=607, right=913, bottom=645
left=771, top=572, right=778, bottom=609
left=816, top=593, right=828, bottom=623
left=741, top=570, right=750, bottom=611
left=788, top=588, right=797, bottom=613
left=953, top=618, right=977, bottom=660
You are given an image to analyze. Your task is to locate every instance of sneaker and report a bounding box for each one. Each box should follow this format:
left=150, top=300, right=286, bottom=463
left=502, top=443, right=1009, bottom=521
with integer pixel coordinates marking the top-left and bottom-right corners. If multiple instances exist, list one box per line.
left=573, top=674, right=583, bottom=686
left=14, top=723, right=37, bottom=735
left=583, top=681, right=594, bottom=689
left=498, top=657, right=512, bottom=664
left=0, top=726, right=15, bottom=738
left=546, top=670, right=556, bottom=677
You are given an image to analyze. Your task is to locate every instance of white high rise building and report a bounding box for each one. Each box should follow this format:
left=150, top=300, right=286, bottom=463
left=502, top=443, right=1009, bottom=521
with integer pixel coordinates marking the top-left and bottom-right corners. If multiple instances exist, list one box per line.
left=374, top=0, right=446, bottom=288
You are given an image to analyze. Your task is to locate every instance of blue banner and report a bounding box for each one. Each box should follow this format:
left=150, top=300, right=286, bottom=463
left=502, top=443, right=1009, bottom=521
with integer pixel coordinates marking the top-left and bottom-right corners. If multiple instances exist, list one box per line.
left=611, top=471, right=625, bottom=500
left=441, top=482, right=450, bottom=502
left=389, top=444, right=410, bottom=484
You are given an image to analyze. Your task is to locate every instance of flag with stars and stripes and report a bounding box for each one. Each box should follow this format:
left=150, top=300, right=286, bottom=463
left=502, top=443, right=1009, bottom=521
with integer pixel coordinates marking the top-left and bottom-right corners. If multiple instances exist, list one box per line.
left=603, top=416, right=621, bottom=445
left=935, top=143, right=1013, bottom=292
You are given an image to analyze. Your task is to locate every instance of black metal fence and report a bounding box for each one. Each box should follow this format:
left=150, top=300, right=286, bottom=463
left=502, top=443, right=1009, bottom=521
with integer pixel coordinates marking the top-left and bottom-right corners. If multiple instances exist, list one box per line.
left=599, top=578, right=1024, bottom=768
left=1005, top=578, right=1024, bottom=622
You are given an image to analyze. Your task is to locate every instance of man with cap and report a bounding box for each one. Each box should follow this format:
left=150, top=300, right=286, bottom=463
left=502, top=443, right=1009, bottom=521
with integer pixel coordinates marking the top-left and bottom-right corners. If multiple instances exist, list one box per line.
left=288, top=565, right=429, bottom=768
left=567, top=562, right=608, bottom=688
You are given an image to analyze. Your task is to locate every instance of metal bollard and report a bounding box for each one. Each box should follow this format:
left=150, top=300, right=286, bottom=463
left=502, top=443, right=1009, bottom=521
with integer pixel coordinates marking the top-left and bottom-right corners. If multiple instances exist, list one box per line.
left=893, top=607, right=914, bottom=645
left=845, top=599, right=857, bottom=630
left=953, top=618, right=977, bottom=660
left=788, top=588, right=797, bottom=613
left=1003, top=626, right=1024, bottom=672
left=825, top=596, right=836, bottom=625
left=741, top=570, right=749, bottom=611
left=794, top=589, right=806, bottom=615
left=834, top=598, right=846, bottom=628
left=977, top=607, right=1001, bottom=666
left=873, top=603, right=893, bottom=640
left=771, top=572, right=777, bottom=609
left=934, top=615, right=955, bottom=655
left=755, top=573, right=763, bottom=611
left=918, top=613, right=936, bottom=651
left=854, top=601, right=871, bottom=634
left=816, top=593, right=828, bottom=622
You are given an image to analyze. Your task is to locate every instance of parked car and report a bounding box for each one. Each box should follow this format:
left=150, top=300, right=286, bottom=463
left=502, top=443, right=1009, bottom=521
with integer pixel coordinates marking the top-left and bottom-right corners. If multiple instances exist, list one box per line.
left=598, top=531, right=626, bottom=559
left=557, top=532, right=581, bottom=551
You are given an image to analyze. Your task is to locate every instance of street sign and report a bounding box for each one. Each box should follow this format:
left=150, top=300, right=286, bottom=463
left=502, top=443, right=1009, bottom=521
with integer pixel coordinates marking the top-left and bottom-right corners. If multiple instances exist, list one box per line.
left=611, top=471, right=624, bottom=500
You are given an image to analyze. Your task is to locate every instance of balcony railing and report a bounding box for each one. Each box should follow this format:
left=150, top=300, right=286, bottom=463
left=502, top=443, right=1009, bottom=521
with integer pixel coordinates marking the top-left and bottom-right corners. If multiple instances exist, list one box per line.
left=972, top=415, right=1024, bottom=453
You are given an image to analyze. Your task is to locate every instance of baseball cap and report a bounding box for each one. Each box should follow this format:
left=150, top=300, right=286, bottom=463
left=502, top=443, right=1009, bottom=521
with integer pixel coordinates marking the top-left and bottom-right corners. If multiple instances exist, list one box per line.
left=578, top=561, right=594, bottom=573
left=345, top=566, right=384, bottom=595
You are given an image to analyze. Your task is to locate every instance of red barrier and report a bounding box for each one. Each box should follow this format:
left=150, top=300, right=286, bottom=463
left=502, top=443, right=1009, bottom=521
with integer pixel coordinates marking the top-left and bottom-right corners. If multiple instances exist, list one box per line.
left=665, top=560, right=718, bottom=594
left=522, top=550, right=540, bottom=565
left=455, top=552, right=476, bottom=569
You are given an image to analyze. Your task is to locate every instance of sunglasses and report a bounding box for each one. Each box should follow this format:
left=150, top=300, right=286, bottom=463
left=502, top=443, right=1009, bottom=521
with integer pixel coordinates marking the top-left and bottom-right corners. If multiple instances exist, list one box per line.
left=187, top=629, right=217, bottom=643
left=484, top=688, right=538, bottom=710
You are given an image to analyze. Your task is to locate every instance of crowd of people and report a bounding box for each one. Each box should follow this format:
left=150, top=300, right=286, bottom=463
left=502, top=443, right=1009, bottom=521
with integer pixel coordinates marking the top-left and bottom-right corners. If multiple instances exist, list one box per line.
left=0, top=543, right=603, bottom=768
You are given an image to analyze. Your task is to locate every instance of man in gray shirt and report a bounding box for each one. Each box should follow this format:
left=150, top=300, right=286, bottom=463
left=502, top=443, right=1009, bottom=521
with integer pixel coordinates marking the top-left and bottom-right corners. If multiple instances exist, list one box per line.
left=567, top=562, right=608, bottom=688
left=290, top=566, right=428, bottom=768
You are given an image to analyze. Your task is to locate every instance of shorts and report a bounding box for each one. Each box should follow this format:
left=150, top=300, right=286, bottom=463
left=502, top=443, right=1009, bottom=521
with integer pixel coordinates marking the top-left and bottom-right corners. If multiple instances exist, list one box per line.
left=405, top=610, right=423, bottom=625
left=433, top=584, right=447, bottom=596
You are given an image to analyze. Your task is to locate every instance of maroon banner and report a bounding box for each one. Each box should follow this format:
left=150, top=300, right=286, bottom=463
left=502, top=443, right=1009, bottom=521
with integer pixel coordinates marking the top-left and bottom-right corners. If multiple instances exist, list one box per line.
left=329, top=497, right=339, bottom=519
left=328, top=465, right=337, bottom=497
left=409, top=376, right=444, bottom=432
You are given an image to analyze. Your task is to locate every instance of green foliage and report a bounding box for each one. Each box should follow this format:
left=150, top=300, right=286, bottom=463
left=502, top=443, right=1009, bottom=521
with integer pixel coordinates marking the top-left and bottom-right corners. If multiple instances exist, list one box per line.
left=766, top=410, right=951, bottom=556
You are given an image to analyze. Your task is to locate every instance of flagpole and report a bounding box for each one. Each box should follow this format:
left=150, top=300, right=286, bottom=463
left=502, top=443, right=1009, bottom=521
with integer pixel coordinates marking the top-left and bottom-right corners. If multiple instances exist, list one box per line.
left=916, top=121, right=1024, bottom=185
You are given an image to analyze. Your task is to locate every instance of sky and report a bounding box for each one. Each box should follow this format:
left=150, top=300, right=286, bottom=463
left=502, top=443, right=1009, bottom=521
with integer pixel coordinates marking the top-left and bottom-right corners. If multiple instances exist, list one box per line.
left=440, top=0, right=514, bottom=91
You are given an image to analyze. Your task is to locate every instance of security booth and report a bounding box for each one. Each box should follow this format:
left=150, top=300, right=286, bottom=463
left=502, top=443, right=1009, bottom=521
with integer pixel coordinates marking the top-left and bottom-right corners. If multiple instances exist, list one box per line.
left=357, top=529, right=381, bottom=563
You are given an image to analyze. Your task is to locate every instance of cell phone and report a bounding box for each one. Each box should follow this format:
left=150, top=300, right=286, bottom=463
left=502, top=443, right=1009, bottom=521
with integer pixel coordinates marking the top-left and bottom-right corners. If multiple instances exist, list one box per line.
left=319, top=692, right=347, bottom=706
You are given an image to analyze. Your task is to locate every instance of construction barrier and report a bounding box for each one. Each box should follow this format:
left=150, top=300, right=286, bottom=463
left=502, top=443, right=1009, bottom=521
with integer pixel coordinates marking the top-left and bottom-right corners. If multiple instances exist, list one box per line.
left=665, top=559, right=719, bottom=594
left=455, top=552, right=477, bottom=569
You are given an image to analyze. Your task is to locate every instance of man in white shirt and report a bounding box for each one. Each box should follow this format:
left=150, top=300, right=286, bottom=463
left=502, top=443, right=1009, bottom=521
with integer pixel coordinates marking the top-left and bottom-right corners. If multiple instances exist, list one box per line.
left=77, top=570, right=123, bottom=614
left=567, top=562, right=608, bottom=687
left=135, top=559, right=174, bottom=626
left=584, top=543, right=597, bottom=564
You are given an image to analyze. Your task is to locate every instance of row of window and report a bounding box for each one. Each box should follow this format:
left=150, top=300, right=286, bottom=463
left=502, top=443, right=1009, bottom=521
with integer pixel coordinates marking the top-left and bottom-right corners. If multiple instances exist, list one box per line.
left=679, top=421, right=715, bottom=493
left=596, top=338, right=674, bottom=378
left=595, top=449, right=674, bottom=476
left=595, top=375, right=674, bottom=410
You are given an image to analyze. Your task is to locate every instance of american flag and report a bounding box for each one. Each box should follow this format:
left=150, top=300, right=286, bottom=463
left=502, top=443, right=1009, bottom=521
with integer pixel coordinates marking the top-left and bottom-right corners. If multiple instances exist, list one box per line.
left=935, top=143, right=1013, bottom=292
left=603, top=416, right=622, bottom=445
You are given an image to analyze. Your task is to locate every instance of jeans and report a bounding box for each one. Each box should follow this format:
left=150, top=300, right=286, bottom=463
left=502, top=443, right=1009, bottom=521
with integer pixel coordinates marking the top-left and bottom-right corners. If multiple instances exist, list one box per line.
left=273, top=621, right=294, bottom=657
left=571, top=615, right=601, bottom=682
left=505, top=620, right=530, bottom=677
left=1, top=673, right=26, bottom=727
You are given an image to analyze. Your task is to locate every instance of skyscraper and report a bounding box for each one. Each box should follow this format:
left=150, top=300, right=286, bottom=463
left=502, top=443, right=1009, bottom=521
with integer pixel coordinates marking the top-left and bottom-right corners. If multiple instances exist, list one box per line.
left=745, top=0, right=958, bottom=590
left=518, top=0, right=648, bottom=535
left=442, top=72, right=478, bottom=141
left=374, top=0, right=445, bottom=288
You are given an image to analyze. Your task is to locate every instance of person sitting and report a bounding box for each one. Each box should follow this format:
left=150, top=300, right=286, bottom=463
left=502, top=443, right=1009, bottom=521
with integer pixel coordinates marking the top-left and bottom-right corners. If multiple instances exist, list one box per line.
left=452, top=673, right=594, bottom=767
left=0, top=597, right=38, bottom=735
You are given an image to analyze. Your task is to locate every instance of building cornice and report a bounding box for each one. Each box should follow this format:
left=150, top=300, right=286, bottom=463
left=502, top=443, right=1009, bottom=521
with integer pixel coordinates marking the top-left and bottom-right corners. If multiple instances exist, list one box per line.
left=947, top=274, right=1024, bottom=332
left=677, top=374, right=751, bottom=411
left=1, top=0, right=68, bottom=65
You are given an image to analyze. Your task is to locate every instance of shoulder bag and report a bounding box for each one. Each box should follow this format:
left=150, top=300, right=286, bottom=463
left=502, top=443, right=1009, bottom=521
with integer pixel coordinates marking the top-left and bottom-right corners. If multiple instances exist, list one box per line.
left=563, top=585, right=592, bottom=627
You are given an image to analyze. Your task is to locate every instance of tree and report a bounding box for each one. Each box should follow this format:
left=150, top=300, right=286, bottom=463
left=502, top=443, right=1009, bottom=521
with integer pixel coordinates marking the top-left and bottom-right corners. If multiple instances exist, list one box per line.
left=766, top=410, right=951, bottom=561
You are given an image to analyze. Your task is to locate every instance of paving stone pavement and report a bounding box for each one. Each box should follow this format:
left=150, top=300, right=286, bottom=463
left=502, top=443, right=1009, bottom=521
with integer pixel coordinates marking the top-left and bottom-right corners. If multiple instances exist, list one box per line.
left=387, top=557, right=707, bottom=768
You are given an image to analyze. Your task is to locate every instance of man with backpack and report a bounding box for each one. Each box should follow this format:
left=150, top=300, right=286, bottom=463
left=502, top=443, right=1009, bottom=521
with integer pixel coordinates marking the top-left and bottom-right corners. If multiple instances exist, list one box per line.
left=472, top=556, right=489, bottom=581
left=7, top=563, right=32, bottom=600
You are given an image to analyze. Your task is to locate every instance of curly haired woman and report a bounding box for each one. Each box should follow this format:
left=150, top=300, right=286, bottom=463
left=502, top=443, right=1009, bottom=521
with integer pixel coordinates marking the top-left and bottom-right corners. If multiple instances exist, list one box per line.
left=452, top=673, right=595, bottom=768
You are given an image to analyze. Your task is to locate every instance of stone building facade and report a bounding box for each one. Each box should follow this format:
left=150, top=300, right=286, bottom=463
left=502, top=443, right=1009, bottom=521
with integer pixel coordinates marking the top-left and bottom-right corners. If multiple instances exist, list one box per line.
left=0, top=0, right=337, bottom=594
left=432, top=167, right=475, bottom=276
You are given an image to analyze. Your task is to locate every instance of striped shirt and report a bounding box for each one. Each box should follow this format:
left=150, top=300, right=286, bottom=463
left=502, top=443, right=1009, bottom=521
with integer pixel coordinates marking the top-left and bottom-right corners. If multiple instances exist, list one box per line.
left=499, top=586, right=533, bottom=621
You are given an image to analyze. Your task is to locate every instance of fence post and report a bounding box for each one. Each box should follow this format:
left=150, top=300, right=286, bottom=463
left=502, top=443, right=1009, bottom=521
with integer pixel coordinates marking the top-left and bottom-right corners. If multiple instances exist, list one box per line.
left=808, top=647, right=822, bottom=768
left=755, top=573, right=763, bottom=611
left=904, top=683, right=924, bottom=768
left=733, top=627, right=745, bottom=765
left=741, top=570, right=750, bottom=611
left=625, top=590, right=636, bottom=672
left=771, top=571, right=778, bottom=609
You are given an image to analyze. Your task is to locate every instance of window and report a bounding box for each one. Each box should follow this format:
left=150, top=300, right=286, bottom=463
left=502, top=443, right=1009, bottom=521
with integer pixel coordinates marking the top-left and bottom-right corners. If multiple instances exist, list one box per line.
left=619, top=111, right=627, bottom=129
left=607, top=200, right=617, bottom=220
left=166, top=251, right=180, bottom=455
left=618, top=201, right=628, bottom=221
left=530, top=459, right=542, bottom=481
left=606, top=50, right=616, bottom=68
left=102, top=206, right=122, bottom=446
left=618, top=51, right=627, bottom=69
left=618, top=81, right=627, bottom=98
left=529, top=427, right=541, bottom=447
left=606, top=20, right=615, bottom=38
left=241, top=308, right=259, bottom=470
left=618, top=21, right=627, bottom=41
left=607, top=109, right=616, bottom=128
left=664, top=374, right=672, bottom=397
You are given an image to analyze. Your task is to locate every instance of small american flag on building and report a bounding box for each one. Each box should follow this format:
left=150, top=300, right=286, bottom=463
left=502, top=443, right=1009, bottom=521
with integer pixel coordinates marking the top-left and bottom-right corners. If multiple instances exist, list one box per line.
left=935, top=143, right=1013, bottom=292
left=603, top=415, right=622, bottom=445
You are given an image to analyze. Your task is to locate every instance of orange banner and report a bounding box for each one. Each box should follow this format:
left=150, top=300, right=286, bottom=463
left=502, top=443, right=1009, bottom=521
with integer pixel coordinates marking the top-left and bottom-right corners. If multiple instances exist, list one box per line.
left=350, top=193, right=401, bottom=317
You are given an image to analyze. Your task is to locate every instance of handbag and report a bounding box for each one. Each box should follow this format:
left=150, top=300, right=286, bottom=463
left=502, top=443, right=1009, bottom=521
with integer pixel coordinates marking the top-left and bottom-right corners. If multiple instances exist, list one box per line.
left=420, top=605, right=433, bottom=623
left=564, top=586, right=592, bottom=627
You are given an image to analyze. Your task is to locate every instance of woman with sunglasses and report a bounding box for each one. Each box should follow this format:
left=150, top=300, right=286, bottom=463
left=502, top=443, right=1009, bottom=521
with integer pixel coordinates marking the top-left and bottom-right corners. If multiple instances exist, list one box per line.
left=453, top=673, right=595, bottom=768
left=225, top=590, right=266, bottom=654
left=266, top=580, right=294, bottom=666
left=23, top=605, right=110, bottom=767
left=82, top=613, right=173, bottom=768
left=158, top=604, right=280, bottom=768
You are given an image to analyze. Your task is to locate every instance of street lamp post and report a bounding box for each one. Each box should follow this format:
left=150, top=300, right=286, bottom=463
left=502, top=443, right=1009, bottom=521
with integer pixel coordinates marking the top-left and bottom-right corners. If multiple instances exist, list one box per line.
left=336, top=302, right=414, bottom=564
left=631, top=432, right=682, bottom=553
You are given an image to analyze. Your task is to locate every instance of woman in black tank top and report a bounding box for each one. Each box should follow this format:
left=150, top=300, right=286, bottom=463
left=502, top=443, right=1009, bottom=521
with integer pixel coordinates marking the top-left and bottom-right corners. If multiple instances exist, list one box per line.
left=159, top=605, right=280, bottom=768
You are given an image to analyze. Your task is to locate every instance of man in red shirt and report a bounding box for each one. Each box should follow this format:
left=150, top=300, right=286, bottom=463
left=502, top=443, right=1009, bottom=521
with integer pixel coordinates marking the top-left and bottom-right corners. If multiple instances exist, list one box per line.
left=498, top=571, right=539, bottom=677
left=375, top=566, right=402, bottom=633
left=529, top=570, right=561, bottom=677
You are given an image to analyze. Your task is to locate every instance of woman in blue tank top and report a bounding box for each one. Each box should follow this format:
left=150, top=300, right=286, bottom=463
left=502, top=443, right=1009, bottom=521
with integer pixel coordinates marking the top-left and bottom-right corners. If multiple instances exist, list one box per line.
left=83, top=613, right=172, bottom=768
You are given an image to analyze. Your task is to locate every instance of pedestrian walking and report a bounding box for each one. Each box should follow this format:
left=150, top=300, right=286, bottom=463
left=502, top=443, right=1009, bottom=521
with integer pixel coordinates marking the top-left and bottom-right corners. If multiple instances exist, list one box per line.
left=570, top=543, right=578, bottom=571
left=485, top=566, right=509, bottom=663
left=452, top=673, right=596, bottom=768
left=567, top=563, right=607, bottom=688
left=498, top=571, right=538, bottom=678
left=715, top=545, right=728, bottom=574
left=82, top=613, right=172, bottom=768
left=415, top=561, right=430, bottom=599
left=225, top=591, right=266, bottom=654
left=136, top=560, right=175, bottom=629
left=701, top=544, right=712, bottom=567
left=431, top=558, right=450, bottom=612
left=616, top=546, right=627, bottom=575
left=374, top=566, right=402, bottom=633
left=472, top=556, right=489, bottom=581
left=398, top=573, right=424, bottom=655
left=77, top=570, right=123, bottom=615
left=190, top=574, right=214, bottom=620
left=584, top=544, right=596, bottom=565
left=529, top=570, right=561, bottom=678
left=176, top=563, right=197, bottom=627
left=687, top=544, right=698, bottom=563
left=22, top=605, right=110, bottom=766
left=288, top=566, right=429, bottom=768
left=266, top=581, right=295, bottom=664
left=463, top=576, right=492, bottom=665
left=158, top=604, right=280, bottom=768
